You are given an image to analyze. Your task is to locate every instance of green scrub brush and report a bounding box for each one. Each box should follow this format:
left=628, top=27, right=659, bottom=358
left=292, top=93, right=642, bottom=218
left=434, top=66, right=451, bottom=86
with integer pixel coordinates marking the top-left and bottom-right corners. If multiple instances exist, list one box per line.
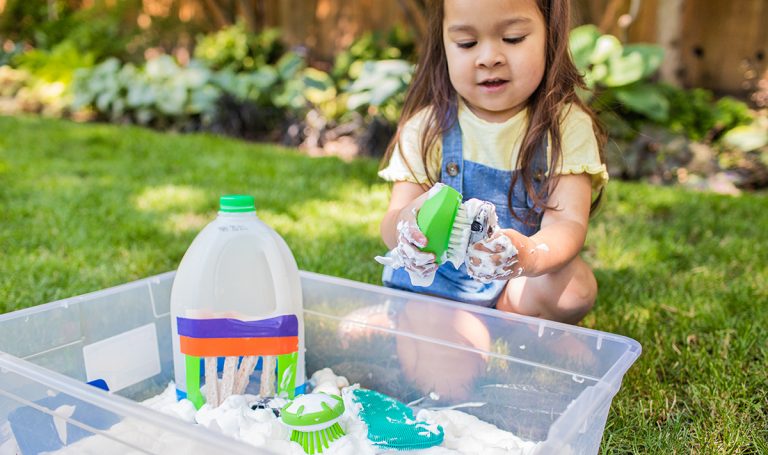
left=280, top=393, right=346, bottom=454
left=417, top=185, right=473, bottom=266
left=351, top=388, right=444, bottom=451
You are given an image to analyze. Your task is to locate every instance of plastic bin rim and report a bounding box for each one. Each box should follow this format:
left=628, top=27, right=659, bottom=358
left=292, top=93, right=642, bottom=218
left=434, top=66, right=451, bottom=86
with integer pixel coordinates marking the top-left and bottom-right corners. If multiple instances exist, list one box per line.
left=300, top=270, right=642, bottom=391
left=1, top=270, right=641, bottom=358
left=299, top=270, right=642, bottom=354
left=0, top=270, right=641, bottom=378
left=0, top=271, right=179, bottom=322
left=0, top=352, right=265, bottom=454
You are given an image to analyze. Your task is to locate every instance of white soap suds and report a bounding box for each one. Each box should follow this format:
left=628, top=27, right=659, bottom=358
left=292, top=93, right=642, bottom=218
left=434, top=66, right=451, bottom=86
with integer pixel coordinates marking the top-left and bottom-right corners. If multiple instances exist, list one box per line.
left=529, top=243, right=550, bottom=255
left=41, top=370, right=538, bottom=455
left=310, top=368, right=350, bottom=396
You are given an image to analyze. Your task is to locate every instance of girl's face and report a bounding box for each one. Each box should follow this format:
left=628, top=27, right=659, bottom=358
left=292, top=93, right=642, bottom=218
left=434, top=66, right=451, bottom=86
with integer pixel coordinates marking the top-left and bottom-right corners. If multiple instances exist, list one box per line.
left=443, top=0, right=546, bottom=123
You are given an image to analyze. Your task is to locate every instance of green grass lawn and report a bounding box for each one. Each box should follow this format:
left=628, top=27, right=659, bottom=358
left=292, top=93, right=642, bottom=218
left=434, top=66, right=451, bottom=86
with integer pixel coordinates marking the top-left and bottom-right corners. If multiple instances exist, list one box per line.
left=1, top=115, right=766, bottom=453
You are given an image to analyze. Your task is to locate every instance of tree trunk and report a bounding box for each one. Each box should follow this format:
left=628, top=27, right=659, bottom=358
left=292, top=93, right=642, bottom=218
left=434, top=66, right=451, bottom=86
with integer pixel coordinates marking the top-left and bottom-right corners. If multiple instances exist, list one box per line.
left=237, top=0, right=258, bottom=32
left=203, top=0, right=231, bottom=29
left=396, top=0, right=427, bottom=44
left=656, top=0, right=684, bottom=86
left=598, top=0, right=626, bottom=33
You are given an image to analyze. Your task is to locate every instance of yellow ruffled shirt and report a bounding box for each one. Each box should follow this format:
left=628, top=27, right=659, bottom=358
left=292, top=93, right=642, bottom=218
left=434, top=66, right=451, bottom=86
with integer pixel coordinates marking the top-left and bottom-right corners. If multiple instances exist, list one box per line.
left=379, top=100, right=608, bottom=191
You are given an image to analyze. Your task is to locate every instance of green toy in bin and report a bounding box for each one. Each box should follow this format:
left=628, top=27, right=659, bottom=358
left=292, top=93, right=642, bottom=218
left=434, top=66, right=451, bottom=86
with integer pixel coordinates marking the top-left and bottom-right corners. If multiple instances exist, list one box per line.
left=351, top=388, right=444, bottom=451
left=280, top=393, right=346, bottom=454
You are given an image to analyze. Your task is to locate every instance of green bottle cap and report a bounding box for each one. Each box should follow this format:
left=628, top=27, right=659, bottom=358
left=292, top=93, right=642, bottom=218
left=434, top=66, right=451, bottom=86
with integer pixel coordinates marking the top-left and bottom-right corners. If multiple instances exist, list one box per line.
left=219, top=194, right=255, bottom=213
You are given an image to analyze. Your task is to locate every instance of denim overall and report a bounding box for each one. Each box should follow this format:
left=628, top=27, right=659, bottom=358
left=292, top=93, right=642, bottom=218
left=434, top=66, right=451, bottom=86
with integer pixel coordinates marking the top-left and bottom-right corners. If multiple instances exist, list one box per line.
left=382, top=114, right=549, bottom=307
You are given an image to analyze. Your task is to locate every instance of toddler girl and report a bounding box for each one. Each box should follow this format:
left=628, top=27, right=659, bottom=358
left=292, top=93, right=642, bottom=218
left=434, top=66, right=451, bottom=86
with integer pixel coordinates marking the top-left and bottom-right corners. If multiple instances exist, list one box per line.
left=378, top=0, right=607, bottom=325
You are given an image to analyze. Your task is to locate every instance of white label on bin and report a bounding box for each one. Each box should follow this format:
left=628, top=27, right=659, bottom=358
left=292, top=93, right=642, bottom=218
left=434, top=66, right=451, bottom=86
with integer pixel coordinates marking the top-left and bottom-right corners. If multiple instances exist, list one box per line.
left=83, top=323, right=161, bottom=392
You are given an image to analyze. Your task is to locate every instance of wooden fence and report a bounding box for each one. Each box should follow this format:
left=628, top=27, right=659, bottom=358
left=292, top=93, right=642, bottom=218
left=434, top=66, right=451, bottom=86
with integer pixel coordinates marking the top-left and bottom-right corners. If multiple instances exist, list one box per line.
left=592, top=0, right=768, bottom=97
left=2, top=0, right=764, bottom=95
left=34, top=0, right=761, bottom=97
left=241, top=0, right=767, bottom=97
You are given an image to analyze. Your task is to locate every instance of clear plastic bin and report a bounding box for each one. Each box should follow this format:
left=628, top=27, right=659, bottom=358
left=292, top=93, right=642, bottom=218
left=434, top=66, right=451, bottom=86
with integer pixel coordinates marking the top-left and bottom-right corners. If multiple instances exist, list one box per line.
left=0, top=271, right=640, bottom=454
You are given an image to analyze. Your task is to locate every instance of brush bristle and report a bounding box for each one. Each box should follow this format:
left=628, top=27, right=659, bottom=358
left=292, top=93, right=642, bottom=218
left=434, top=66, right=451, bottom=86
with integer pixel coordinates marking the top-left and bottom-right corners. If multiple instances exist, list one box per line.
left=291, top=423, right=345, bottom=454
left=450, top=207, right=472, bottom=244
left=444, top=206, right=473, bottom=267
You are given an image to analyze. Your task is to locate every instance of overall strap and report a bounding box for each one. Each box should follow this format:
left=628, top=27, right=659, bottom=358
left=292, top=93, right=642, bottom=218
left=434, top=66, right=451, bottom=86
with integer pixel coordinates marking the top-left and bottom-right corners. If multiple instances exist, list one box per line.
left=440, top=116, right=464, bottom=194
left=440, top=114, right=550, bottom=206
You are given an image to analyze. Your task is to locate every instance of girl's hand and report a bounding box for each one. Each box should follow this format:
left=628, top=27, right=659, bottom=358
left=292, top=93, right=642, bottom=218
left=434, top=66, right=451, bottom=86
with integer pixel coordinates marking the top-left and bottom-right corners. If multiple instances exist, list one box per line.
left=466, top=228, right=539, bottom=282
left=376, top=187, right=441, bottom=285
left=392, top=205, right=439, bottom=277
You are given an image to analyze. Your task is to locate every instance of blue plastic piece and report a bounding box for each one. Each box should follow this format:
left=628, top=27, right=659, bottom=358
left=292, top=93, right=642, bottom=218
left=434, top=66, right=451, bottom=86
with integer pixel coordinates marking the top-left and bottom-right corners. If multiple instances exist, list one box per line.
left=86, top=379, right=109, bottom=392
left=8, top=392, right=120, bottom=454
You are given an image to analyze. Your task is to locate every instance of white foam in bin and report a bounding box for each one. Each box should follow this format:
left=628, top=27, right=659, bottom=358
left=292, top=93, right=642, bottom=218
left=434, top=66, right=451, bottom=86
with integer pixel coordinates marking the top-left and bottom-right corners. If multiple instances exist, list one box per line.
left=0, top=271, right=640, bottom=454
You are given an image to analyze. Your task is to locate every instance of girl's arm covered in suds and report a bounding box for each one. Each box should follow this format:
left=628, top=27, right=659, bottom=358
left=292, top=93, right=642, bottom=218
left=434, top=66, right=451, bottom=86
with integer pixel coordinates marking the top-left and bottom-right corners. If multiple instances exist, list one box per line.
left=504, top=173, right=593, bottom=277
left=380, top=181, right=429, bottom=248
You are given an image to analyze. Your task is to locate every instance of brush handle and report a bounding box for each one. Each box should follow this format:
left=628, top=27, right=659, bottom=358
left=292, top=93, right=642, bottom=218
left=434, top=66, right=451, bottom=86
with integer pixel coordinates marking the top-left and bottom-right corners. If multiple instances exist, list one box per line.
left=416, top=186, right=462, bottom=263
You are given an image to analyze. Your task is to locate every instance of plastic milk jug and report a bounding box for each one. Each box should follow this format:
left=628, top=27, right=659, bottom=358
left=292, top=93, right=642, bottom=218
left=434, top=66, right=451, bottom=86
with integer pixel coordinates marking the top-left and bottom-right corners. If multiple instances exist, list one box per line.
left=170, top=195, right=305, bottom=406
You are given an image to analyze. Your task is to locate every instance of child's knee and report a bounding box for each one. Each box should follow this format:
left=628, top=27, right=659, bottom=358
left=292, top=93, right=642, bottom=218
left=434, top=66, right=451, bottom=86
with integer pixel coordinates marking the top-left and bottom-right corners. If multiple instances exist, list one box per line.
left=496, top=264, right=597, bottom=323
left=547, top=271, right=597, bottom=322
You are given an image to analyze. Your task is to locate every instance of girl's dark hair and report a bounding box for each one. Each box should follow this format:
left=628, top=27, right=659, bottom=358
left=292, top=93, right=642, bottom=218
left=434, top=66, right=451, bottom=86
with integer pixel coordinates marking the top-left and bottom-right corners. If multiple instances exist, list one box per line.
left=381, top=0, right=606, bottom=219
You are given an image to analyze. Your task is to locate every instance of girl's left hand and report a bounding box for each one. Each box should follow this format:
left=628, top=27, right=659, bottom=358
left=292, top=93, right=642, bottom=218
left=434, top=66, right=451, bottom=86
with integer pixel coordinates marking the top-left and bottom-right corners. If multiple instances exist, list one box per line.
left=466, top=228, right=538, bottom=282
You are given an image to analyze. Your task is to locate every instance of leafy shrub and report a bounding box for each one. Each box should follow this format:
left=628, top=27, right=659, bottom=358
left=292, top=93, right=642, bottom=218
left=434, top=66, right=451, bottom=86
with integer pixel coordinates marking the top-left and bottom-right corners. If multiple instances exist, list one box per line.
left=211, top=67, right=279, bottom=106
left=570, top=25, right=755, bottom=147
left=0, top=0, right=66, bottom=45
left=345, top=59, right=413, bottom=124
left=72, top=56, right=221, bottom=127
left=301, top=67, right=344, bottom=121
left=71, top=50, right=340, bottom=134
left=212, top=52, right=305, bottom=108
left=13, top=41, right=94, bottom=85
left=50, top=3, right=140, bottom=61
left=208, top=52, right=302, bottom=135
left=721, top=121, right=768, bottom=152
left=570, top=25, right=667, bottom=122
left=210, top=51, right=347, bottom=136
left=1, top=1, right=141, bottom=62
left=712, top=97, right=754, bottom=138
left=194, top=23, right=285, bottom=73
left=5, top=41, right=95, bottom=116
left=658, top=85, right=753, bottom=142
left=332, top=26, right=416, bottom=87
left=266, top=52, right=310, bottom=111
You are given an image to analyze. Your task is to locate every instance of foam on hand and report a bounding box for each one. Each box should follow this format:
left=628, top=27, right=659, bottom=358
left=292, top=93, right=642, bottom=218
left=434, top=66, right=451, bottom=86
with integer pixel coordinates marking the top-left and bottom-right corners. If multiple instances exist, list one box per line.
left=375, top=219, right=440, bottom=287
left=375, top=186, right=501, bottom=287
left=465, top=232, right=519, bottom=283
left=445, top=198, right=498, bottom=269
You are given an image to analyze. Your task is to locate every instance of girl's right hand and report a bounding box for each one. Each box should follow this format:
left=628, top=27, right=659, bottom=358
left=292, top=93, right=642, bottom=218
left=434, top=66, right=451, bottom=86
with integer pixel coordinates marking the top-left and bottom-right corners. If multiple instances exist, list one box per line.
left=375, top=186, right=441, bottom=283
left=392, top=202, right=438, bottom=277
